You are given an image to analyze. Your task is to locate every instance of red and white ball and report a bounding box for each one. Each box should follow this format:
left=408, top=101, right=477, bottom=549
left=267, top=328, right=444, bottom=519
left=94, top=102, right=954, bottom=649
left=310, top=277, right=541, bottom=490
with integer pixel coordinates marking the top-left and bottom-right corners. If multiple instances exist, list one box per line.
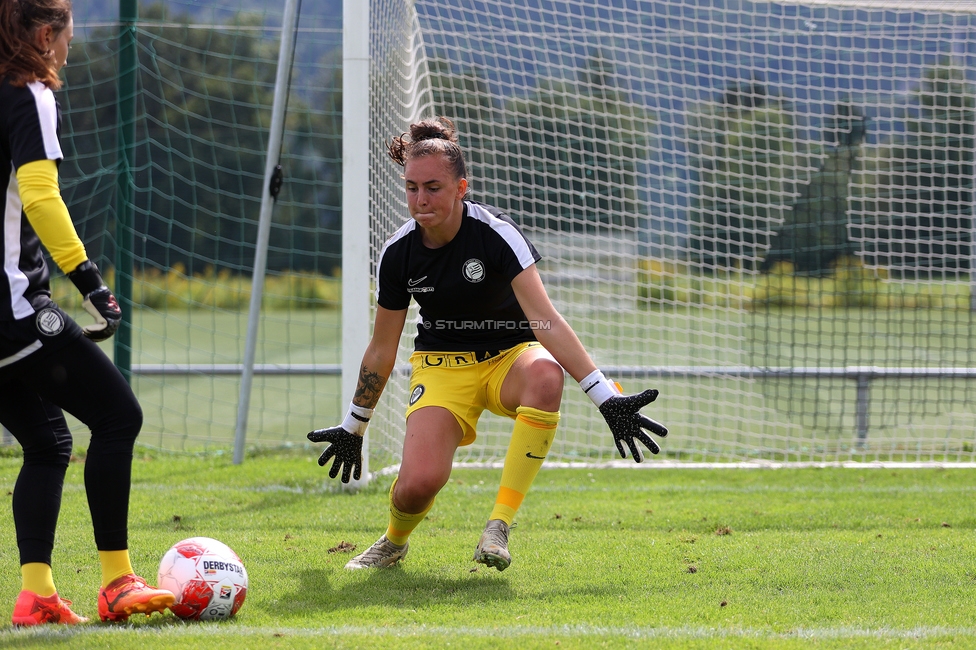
left=157, top=537, right=248, bottom=620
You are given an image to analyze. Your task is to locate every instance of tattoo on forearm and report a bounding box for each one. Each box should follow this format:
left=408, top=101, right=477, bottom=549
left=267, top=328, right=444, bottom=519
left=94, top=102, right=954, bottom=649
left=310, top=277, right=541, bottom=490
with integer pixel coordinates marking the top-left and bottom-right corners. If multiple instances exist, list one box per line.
left=354, top=364, right=387, bottom=408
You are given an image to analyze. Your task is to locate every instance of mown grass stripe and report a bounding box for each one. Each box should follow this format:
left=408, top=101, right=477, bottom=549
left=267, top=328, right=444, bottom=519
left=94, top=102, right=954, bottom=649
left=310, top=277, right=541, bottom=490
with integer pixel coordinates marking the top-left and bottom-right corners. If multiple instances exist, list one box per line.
left=5, top=624, right=976, bottom=640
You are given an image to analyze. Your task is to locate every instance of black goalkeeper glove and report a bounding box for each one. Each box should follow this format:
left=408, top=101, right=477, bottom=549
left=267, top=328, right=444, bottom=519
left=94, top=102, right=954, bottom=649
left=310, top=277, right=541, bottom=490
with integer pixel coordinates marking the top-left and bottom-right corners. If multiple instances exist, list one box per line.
left=306, top=403, right=372, bottom=483
left=581, top=369, right=669, bottom=463
left=599, top=390, right=669, bottom=462
left=67, top=261, right=121, bottom=342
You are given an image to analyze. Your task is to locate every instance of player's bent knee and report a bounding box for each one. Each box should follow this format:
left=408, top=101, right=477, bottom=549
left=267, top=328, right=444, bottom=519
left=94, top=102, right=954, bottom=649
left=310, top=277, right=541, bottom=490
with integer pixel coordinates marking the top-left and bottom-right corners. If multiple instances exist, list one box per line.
left=90, top=398, right=143, bottom=446
left=127, top=399, right=144, bottom=434
left=21, top=448, right=71, bottom=469
left=393, top=476, right=444, bottom=514
left=113, top=395, right=144, bottom=436
left=22, top=432, right=73, bottom=467
left=523, top=358, right=564, bottom=411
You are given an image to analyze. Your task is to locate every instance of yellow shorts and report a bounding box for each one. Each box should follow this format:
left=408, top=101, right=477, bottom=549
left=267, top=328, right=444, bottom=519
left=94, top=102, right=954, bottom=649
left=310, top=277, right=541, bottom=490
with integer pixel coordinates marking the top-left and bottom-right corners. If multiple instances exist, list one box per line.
left=405, top=341, right=551, bottom=446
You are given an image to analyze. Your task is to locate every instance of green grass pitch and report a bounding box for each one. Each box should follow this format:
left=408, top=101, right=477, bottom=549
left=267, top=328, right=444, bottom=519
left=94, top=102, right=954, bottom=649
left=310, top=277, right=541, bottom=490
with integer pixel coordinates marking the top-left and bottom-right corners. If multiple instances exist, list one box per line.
left=0, top=454, right=974, bottom=649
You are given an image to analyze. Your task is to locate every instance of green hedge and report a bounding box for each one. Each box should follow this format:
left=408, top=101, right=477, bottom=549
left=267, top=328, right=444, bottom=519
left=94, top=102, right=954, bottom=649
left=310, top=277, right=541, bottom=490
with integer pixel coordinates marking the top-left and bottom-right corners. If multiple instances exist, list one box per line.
left=50, top=264, right=342, bottom=310
left=637, top=257, right=972, bottom=310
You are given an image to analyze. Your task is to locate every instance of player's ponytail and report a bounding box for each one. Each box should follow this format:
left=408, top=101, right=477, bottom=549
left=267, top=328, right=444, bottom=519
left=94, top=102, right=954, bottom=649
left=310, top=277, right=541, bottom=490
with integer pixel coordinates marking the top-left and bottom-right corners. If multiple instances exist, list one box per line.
left=387, top=116, right=467, bottom=182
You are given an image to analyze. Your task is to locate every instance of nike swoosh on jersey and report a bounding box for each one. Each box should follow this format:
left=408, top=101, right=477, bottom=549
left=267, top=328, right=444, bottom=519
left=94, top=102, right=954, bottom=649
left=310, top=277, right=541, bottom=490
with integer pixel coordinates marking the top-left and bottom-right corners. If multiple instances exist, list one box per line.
left=525, top=452, right=546, bottom=460
left=407, top=276, right=428, bottom=287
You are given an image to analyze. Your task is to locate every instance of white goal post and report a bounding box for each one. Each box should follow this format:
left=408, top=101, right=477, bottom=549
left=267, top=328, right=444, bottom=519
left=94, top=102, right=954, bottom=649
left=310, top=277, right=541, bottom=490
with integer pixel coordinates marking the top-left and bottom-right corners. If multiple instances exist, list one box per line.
left=348, top=0, right=976, bottom=476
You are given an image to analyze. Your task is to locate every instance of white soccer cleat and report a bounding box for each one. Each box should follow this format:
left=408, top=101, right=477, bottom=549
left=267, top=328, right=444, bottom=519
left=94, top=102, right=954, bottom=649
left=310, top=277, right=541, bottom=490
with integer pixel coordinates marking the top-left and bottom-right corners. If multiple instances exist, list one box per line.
left=473, top=519, right=511, bottom=571
left=344, top=535, right=408, bottom=570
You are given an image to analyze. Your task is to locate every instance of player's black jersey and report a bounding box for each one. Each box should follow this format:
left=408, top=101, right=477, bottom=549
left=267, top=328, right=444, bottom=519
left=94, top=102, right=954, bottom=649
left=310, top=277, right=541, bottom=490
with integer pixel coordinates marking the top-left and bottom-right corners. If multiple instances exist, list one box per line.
left=0, top=78, right=62, bottom=321
left=376, top=200, right=542, bottom=352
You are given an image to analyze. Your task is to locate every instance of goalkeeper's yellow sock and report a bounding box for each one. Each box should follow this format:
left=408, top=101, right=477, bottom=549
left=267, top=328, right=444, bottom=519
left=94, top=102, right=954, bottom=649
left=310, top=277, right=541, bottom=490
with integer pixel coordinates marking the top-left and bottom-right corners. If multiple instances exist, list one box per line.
left=21, top=563, right=56, bottom=597
left=98, top=550, right=134, bottom=588
left=489, top=406, right=560, bottom=525
left=386, top=478, right=435, bottom=546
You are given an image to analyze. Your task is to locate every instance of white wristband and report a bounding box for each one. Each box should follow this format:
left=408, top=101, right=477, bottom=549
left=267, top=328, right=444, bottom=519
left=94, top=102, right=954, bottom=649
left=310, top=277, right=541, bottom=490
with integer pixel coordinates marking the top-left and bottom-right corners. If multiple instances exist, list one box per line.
left=579, top=369, right=619, bottom=407
left=341, top=403, right=373, bottom=437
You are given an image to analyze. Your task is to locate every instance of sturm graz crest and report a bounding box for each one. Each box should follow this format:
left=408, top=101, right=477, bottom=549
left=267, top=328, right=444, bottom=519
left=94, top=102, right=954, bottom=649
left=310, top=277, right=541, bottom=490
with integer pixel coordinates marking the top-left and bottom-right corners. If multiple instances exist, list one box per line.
left=36, top=308, right=64, bottom=336
left=462, top=258, right=485, bottom=283
left=409, top=384, right=425, bottom=406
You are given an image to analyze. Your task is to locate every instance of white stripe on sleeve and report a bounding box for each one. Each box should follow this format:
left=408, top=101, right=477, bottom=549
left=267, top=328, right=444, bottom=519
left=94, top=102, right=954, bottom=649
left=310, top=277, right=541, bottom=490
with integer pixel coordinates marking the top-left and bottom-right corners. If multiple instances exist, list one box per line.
left=4, top=169, right=35, bottom=318
left=28, top=83, right=63, bottom=162
left=466, top=202, right=537, bottom=269
left=374, top=220, right=416, bottom=303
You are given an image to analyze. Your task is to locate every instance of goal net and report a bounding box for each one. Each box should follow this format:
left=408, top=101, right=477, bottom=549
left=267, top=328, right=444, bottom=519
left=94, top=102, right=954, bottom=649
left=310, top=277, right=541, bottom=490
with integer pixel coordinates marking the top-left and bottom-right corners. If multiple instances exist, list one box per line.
left=48, top=0, right=976, bottom=467
left=366, top=0, right=976, bottom=468
left=56, top=1, right=347, bottom=451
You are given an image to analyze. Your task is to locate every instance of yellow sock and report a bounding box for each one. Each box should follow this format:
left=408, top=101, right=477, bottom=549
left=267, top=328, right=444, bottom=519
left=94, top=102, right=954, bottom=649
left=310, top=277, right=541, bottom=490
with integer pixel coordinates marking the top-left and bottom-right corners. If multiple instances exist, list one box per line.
left=489, top=406, right=559, bottom=525
left=21, top=563, right=56, bottom=597
left=386, top=477, right=435, bottom=546
left=98, top=550, right=134, bottom=588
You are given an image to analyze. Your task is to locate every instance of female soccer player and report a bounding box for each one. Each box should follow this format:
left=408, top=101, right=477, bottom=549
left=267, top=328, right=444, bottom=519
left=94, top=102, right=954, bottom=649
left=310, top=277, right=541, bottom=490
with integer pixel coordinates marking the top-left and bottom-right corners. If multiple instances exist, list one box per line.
left=0, top=0, right=174, bottom=624
left=308, top=117, right=668, bottom=571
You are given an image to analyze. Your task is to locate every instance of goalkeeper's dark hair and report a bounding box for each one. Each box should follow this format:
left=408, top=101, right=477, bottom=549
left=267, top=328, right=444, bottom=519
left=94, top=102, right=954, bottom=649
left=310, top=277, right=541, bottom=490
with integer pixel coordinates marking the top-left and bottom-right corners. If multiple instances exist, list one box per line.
left=387, top=116, right=467, bottom=181
left=0, top=0, right=71, bottom=90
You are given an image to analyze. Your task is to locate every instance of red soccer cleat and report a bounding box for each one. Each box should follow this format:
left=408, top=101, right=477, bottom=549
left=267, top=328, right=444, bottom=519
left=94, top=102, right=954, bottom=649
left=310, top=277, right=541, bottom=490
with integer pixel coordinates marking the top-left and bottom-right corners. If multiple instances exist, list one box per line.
left=11, top=590, right=88, bottom=626
left=97, top=574, right=175, bottom=622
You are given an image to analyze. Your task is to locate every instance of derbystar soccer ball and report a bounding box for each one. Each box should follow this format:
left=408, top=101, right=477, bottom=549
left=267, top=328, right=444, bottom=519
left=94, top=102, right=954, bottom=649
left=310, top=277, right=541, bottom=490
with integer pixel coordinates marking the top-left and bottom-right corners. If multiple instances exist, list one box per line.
left=157, top=537, right=248, bottom=620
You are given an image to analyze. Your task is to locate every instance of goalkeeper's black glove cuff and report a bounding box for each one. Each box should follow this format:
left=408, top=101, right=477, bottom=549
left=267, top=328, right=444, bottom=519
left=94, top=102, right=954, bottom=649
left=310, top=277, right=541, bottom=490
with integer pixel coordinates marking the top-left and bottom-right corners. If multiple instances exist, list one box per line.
left=68, top=261, right=122, bottom=341
left=67, top=260, right=105, bottom=296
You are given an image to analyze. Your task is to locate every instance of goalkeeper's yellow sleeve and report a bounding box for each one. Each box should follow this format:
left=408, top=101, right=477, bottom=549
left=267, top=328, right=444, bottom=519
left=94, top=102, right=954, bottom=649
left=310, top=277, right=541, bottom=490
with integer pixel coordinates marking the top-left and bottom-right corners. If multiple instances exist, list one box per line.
left=17, top=159, right=88, bottom=274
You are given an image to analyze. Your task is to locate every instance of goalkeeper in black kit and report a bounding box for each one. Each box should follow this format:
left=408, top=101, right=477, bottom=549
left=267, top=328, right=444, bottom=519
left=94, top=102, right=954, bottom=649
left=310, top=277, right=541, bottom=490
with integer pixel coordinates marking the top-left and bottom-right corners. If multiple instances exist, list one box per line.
left=0, top=0, right=174, bottom=625
left=307, top=116, right=669, bottom=571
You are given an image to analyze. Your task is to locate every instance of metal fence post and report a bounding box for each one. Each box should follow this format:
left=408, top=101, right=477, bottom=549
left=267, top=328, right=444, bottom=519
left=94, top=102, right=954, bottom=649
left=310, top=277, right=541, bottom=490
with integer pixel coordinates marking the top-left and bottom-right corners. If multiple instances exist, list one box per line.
left=855, top=372, right=871, bottom=447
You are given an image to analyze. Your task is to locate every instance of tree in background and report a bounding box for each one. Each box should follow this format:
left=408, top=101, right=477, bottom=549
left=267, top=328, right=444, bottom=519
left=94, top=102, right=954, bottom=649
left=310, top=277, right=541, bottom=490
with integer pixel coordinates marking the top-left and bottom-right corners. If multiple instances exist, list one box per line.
left=425, top=57, right=502, bottom=201
left=428, top=51, right=653, bottom=234
left=499, top=53, right=652, bottom=233
left=686, top=79, right=816, bottom=271
left=849, top=59, right=974, bottom=278
left=760, top=101, right=866, bottom=275
left=58, top=3, right=344, bottom=276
